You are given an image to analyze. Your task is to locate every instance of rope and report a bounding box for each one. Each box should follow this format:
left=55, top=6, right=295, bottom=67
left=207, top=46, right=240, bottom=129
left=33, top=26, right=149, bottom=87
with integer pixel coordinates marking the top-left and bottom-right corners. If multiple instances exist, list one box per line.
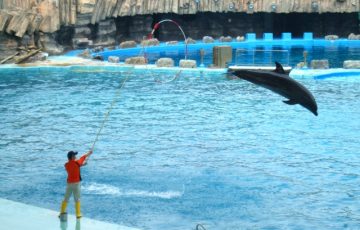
left=155, top=70, right=183, bottom=84
left=142, top=34, right=183, bottom=85
left=149, top=19, right=188, bottom=60
left=86, top=19, right=185, bottom=162
left=143, top=19, right=186, bottom=84
left=196, top=224, right=207, bottom=230
left=86, top=73, right=130, bottom=163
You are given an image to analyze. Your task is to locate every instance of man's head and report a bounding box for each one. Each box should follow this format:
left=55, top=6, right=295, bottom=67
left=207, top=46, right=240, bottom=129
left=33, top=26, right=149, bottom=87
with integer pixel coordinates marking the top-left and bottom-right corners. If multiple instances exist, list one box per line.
left=67, top=151, right=78, bottom=160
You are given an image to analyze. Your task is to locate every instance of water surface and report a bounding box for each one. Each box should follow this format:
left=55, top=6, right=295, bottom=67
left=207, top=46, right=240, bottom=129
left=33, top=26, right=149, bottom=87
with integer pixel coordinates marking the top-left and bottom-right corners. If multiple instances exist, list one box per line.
left=0, top=70, right=359, bottom=229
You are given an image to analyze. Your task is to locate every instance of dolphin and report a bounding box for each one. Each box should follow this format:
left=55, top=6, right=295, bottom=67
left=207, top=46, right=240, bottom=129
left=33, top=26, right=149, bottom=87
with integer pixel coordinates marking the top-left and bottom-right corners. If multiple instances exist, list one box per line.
left=230, top=62, right=318, bottom=116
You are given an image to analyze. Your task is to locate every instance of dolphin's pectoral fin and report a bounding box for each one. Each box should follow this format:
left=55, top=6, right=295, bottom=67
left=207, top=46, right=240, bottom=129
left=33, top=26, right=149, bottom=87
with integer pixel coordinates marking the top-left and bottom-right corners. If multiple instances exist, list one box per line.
left=283, top=99, right=298, bottom=105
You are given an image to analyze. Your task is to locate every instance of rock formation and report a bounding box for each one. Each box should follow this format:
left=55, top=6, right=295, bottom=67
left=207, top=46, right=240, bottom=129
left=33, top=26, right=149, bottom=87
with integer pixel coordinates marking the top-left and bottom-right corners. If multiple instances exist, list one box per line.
left=343, top=60, right=360, bottom=69
left=156, top=58, right=174, bottom=67
left=311, top=59, right=329, bottom=69
left=0, top=0, right=359, bottom=59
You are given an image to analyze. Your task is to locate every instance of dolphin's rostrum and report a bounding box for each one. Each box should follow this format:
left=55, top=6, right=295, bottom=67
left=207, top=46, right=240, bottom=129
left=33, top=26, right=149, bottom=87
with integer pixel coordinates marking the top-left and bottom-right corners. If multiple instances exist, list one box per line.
left=231, top=62, right=318, bottom=116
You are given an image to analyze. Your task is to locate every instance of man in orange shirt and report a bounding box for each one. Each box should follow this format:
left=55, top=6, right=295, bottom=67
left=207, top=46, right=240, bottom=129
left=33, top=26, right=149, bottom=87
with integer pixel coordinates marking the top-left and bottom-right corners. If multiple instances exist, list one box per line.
left=59, top=150, right=92, bottom=219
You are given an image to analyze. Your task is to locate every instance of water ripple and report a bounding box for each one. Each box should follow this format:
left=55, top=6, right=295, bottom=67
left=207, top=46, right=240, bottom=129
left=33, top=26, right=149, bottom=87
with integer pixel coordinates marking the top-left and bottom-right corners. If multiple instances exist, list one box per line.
left=0, top=70, right=359, bottom=229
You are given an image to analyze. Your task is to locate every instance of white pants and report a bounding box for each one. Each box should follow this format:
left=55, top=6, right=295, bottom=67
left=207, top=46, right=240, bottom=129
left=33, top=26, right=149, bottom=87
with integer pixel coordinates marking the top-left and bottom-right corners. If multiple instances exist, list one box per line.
left=63, top=182, right=81, bottom=202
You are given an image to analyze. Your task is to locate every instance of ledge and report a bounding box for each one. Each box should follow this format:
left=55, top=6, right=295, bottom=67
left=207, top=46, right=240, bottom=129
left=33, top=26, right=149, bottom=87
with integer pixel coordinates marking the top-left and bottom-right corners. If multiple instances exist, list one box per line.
left=0, top=198, right=140, bottom=230
left=0, top=56, right=228, bottom=76
left=290, top=68, right=360, bottom=79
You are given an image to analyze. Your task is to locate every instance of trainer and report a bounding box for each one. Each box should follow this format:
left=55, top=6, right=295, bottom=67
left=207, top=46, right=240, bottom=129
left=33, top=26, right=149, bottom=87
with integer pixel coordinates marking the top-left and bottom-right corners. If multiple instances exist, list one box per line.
left=59, top=150, right=92, bottom=218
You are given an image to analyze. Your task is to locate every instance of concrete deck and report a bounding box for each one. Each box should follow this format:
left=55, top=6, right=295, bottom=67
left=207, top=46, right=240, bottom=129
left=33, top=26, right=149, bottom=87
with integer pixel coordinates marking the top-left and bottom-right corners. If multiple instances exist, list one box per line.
left=0, top=56, right=228, bottom=76
left=0, top=198, right=140, bottom=230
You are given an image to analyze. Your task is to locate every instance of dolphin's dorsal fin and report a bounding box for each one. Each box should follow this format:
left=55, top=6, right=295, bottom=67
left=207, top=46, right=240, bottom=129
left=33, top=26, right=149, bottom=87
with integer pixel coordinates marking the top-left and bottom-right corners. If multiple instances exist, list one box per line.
left=274, top=62, right=286, bottom=75
left=283, top=99, right=297, bottom=105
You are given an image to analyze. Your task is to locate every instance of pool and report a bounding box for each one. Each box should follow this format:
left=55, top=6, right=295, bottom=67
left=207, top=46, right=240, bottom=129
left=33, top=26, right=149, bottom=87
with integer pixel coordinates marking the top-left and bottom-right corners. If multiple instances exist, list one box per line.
left=0, top=68, right=359, bottom=229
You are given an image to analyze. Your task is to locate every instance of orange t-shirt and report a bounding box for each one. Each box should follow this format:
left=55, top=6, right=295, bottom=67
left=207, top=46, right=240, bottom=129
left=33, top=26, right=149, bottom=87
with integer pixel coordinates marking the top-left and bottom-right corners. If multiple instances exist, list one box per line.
left=65, top=155, right=87, bottom=183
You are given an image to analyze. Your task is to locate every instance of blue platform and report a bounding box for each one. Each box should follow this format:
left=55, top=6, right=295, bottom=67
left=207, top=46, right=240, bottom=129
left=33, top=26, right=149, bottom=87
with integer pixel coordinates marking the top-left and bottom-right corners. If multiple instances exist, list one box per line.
left=83, top=32, right=360, bottom=63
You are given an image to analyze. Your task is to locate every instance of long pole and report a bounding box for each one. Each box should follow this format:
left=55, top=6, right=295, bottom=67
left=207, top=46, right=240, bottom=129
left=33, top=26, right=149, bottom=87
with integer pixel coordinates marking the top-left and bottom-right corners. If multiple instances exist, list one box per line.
left=87, top=74, right=130, bottom=162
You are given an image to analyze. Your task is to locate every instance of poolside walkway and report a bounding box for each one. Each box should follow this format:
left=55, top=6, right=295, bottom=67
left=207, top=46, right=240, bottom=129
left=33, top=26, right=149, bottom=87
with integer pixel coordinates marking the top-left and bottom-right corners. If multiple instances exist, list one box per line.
left=0, top=56, right=228, bottom=76
left=1, top=55, right=358, bottom=79
left=0, top=198, right=140, bottom=230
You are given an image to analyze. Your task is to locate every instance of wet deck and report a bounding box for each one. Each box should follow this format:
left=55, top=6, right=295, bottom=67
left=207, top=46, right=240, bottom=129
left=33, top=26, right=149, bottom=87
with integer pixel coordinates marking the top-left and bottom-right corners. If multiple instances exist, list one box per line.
left=0, top=198, right=140, bottom=230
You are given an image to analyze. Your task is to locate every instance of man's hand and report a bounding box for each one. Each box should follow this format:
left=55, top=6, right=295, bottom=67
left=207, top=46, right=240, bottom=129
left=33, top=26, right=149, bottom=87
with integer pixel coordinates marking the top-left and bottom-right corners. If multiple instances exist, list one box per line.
left=86, top=150, right=93, bottom=157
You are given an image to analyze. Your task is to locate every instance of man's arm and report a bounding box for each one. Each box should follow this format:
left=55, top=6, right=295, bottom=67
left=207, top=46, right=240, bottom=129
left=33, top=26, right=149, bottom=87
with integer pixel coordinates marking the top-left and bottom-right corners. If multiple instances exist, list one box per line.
left=77, top=150, right=93, bottom=166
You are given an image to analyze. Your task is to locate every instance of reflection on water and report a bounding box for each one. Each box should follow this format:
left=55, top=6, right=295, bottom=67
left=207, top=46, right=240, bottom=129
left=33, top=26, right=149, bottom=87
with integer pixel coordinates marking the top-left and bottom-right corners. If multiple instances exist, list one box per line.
left=60, top=219, right=80, bottom=230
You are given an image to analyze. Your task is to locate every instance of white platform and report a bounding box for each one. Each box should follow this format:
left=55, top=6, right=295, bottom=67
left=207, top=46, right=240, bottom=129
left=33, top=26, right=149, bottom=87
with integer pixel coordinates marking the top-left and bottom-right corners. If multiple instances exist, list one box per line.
left=0, top=198, right=140, bottom=230
left=228, top=65, right=292, bottom=72
left=289, top=68, right=360, bottom=78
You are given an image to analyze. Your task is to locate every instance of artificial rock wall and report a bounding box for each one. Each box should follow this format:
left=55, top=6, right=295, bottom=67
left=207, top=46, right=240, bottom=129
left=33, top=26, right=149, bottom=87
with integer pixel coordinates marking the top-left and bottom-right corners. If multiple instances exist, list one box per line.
left=0, top=0, right=359, bottom=58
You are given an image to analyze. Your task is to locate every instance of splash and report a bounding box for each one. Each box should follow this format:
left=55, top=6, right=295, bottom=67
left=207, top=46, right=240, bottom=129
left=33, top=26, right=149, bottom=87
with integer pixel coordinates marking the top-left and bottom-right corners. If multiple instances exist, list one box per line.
left=82, top=182, right=183, bottom=199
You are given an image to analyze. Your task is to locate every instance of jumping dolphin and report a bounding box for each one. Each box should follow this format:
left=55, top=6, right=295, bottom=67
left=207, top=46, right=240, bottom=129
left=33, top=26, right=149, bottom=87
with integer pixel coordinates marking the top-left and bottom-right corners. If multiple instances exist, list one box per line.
left=230, top=62, right=318, bottom=116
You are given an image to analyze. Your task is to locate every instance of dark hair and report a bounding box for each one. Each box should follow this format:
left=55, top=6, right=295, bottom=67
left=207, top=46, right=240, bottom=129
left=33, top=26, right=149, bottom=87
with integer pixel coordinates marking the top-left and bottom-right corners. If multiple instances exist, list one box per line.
left=67, top=151, right=78, bottom=160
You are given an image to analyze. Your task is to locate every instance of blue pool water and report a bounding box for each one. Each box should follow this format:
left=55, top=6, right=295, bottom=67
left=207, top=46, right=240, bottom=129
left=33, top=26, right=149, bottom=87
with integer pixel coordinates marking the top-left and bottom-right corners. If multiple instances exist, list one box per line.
left=0, top=69, right=360, bottom=229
